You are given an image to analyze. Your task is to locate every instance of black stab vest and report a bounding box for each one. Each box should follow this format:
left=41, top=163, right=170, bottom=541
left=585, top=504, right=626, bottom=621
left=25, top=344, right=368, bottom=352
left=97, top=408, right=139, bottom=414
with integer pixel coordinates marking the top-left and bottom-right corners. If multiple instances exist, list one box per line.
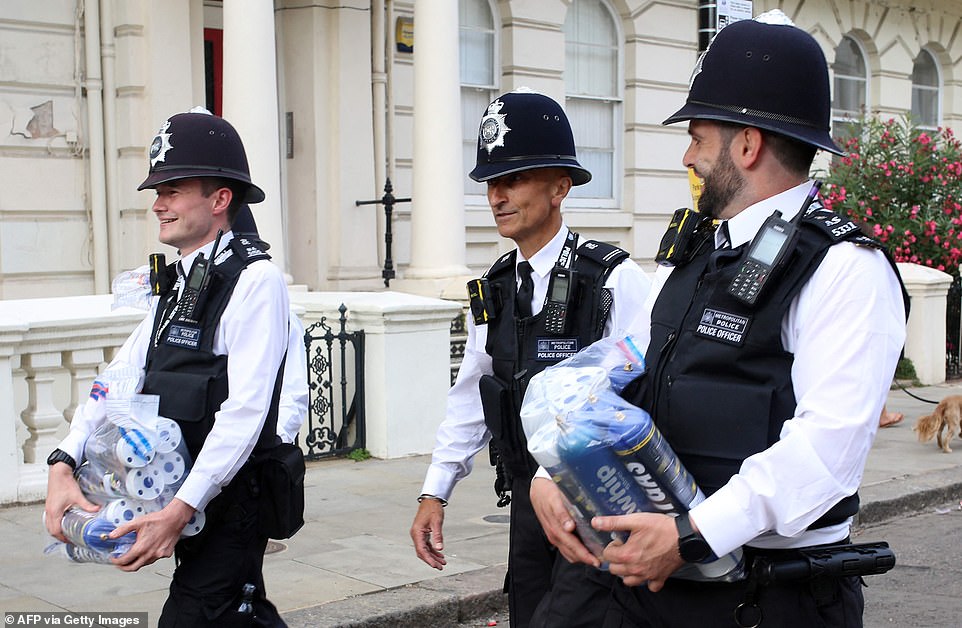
left=630, top=205, right=908, bottom=528
left=142, top=235, right=283, bottom=461
left=480, top=240, right=629, bottom=474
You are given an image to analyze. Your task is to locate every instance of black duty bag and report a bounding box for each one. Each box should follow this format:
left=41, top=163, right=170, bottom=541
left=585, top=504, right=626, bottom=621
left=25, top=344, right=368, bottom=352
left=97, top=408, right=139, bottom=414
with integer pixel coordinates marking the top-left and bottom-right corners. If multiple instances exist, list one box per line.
left=256, top=442, right=305, bottom=539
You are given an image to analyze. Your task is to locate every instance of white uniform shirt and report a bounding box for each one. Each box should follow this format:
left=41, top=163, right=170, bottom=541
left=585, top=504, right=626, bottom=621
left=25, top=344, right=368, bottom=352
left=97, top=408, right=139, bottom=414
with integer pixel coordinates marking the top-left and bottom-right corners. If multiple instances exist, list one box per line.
left=60, top=231, right=290, bottom=512
left=277, top=313, right=309, bottom=444
left=420, top=224, right=652, bottom=501
left=648, top=181, right=907, bottom=556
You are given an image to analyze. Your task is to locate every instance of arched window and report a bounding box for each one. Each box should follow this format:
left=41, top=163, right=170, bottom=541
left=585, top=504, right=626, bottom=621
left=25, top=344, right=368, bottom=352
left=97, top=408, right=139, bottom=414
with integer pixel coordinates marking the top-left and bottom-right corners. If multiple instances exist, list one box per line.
left=832, top=36, right=869, bottom=139
left=911, top=49, right=941, bottom=130
left=564, top=0, right=621, bottom=202
left=460, top=0, right=498, bottom=196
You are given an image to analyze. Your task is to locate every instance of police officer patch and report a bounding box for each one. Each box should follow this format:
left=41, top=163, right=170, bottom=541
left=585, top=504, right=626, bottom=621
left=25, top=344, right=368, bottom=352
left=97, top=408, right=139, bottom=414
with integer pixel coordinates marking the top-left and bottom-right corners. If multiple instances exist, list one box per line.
left=149, top=120, right=173, bottom=167
left=165, top=324, right=201, bottom=350
left=479, top=99, right=510, bottom=154
left=694, top=308, right=750, bottom=346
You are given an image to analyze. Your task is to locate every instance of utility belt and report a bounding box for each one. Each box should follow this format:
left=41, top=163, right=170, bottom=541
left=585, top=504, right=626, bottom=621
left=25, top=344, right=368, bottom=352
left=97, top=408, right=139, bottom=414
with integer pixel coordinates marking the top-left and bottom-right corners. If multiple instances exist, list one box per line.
left=732, top=540, right=895, bottom=627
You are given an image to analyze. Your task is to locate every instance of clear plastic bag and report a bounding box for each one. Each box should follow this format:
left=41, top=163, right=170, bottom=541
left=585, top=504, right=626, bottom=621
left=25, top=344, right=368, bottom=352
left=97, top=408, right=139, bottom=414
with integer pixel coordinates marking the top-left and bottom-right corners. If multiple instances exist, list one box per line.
left=521, top=334, right=745, bottom=582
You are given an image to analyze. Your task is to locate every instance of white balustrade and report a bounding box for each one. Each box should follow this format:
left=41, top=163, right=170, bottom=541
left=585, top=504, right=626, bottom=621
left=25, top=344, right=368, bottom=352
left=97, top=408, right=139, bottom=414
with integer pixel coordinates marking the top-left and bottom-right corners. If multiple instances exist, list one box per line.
left=0, top=291, right=462, bottom=505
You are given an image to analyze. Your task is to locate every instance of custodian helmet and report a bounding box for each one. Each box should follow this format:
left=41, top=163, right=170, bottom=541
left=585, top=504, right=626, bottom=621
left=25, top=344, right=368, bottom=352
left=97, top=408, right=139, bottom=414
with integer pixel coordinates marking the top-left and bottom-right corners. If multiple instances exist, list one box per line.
left=663, top=14, right=844, bottom=155
left=138, top=110, right=266, bottom=203
left=469, top=88, right=592, bottom=186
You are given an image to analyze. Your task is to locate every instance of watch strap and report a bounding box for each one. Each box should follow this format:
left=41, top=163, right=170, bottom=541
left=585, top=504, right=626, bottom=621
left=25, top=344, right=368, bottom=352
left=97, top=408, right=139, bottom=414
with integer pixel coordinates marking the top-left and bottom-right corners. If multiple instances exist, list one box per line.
left=46, top=448, right=77, bottom=470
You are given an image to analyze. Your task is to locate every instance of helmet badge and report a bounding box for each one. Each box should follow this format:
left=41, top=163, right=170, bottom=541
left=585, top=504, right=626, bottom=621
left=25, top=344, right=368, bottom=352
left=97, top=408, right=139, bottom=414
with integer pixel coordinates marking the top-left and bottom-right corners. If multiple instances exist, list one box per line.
left=479, top=98, right=510, bottom=155
left=149, top=120, right=173, bottom=167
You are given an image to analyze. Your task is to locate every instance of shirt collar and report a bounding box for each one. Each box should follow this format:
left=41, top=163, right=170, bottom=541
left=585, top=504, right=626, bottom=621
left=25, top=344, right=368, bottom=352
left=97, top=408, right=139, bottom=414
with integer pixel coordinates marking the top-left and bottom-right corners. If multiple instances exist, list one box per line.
left=722, top=180, right=813, bottom=249
left=517, top=224, right=569, bottom=280
left=179, top=230, right=235, bottom=275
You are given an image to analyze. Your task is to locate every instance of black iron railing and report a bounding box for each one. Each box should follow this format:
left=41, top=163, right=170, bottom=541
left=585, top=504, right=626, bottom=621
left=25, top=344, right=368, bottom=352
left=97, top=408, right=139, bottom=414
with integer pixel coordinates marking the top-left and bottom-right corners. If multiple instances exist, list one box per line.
left=450, top=309, right=467, bottom=386
left=303, top=304, right=366, bottom=459
left=947, top=276, right=961, bottom=379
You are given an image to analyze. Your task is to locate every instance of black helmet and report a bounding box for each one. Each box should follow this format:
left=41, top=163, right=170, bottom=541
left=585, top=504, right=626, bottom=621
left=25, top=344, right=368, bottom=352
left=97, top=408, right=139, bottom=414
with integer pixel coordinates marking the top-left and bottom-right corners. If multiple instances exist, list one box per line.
left=663, top=13, right=844, bottom=155
left=138, top=110, right=266, bottom=203
left=469, top=89, right=591, bottom=186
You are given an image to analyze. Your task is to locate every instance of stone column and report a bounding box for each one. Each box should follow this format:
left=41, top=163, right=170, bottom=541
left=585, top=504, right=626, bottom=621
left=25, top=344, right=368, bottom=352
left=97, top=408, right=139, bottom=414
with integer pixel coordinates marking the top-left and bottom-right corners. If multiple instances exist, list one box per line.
left=398, top=0, right=471, bottom=298
left=222, top=0, right=287, bottom=271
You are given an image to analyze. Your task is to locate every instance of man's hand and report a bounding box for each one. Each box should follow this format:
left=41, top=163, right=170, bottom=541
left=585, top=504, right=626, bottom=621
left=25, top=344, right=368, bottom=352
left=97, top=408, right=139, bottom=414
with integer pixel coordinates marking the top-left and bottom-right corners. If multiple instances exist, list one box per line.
left=593, top=512, right=685, bottom=591
left=44, top=462, right=100, bottom=542
left=530, top=477, right=600, bottom=567
left=410, top=498, right=446, bottom=569
left=110, top=498, right=195, bottom=572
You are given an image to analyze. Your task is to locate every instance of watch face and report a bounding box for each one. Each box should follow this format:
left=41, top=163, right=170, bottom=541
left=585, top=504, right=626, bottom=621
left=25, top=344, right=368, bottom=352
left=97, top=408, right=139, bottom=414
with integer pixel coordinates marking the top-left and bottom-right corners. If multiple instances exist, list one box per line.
left=680, top=536, right=712, bottom=563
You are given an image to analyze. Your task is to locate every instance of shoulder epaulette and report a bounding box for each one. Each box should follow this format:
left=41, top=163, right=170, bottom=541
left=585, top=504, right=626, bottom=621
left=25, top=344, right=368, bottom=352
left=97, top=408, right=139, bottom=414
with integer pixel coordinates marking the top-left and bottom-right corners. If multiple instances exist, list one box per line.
left=228, top=235, right=272, bottom=264
left=486, top=249, right=517, bottom=278
left=800, top=205, right=882, bottom=248
left=576, top=240, right=629, bottom=268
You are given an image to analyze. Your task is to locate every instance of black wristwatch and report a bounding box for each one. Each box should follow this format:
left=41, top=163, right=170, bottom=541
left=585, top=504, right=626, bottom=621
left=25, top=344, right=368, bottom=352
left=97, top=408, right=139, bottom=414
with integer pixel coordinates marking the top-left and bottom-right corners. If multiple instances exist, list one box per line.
left=46, top=448, right=77, bottom=471
left=676, top=512, right=712, bottom=563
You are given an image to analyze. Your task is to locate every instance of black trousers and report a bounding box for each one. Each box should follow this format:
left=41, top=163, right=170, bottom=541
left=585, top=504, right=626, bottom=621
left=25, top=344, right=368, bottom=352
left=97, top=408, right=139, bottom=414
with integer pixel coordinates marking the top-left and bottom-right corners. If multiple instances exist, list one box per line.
left=507, top=475, right=622, bottom=628
left=603, top=571, right=864, bottom=628
left=159, top=468, right=286, bottom=628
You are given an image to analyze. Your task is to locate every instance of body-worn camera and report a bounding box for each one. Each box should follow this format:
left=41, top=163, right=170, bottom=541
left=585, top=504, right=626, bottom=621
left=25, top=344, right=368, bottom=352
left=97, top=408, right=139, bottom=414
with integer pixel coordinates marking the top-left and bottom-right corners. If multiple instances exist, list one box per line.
left=655, top=207, right=713, bottom=267
left=467, top=277, right=499, bottom=325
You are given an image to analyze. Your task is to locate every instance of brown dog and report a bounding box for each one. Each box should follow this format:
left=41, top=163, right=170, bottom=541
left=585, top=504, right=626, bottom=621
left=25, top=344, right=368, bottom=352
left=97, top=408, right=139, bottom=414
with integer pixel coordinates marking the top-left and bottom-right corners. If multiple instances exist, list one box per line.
left=914, top=395, right=962, bottom=453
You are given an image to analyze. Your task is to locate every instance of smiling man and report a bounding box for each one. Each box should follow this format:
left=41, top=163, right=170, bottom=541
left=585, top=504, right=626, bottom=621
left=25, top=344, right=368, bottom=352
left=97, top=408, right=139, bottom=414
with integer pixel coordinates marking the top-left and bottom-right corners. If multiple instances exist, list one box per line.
left=44, top=110, right=290, bottom=627
left=410, top=89, right=651, bottom=628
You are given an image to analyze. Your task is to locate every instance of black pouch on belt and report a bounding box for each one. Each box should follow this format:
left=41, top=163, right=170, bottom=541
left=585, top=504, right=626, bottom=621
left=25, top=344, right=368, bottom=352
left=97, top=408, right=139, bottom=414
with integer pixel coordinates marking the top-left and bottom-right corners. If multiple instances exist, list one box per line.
left=255, top=442, right=306, bottom=539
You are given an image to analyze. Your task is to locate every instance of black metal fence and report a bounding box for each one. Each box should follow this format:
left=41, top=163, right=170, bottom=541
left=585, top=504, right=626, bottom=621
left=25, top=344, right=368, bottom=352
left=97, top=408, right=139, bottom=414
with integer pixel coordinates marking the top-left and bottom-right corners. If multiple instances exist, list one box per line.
left=302, top=304, right=366, bottom=459
left=947, top=276, right=961, bottom=379
left=450, top=309, right=467, bottom=386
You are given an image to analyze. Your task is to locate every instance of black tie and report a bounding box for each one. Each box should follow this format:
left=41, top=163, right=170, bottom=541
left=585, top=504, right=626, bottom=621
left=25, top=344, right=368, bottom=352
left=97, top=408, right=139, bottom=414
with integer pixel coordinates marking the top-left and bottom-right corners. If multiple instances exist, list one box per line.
left=517, top=261, right=534, bottom=319
left=718, top=221, right=732, bottom=250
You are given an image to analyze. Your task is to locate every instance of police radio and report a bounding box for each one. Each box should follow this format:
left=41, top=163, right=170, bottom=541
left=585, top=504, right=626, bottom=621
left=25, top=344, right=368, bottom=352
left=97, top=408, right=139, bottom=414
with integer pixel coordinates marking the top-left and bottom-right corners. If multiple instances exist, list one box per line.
left=179, top=229, right=223, bottom=322
left=178, top=254, right=210, bottom=322
left=544, top=267, right=578, bottom=335
left=728, top=181, right=821, bottom=306
left=655, top=207, right=713, bottom=267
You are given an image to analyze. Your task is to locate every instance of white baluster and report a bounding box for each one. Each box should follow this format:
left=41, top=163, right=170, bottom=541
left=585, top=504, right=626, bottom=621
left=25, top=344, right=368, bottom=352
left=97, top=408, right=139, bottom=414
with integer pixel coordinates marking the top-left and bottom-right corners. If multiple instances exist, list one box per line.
left=19, top=351, right=65, bottom=463
left=63, top=348, right=105, bottom=423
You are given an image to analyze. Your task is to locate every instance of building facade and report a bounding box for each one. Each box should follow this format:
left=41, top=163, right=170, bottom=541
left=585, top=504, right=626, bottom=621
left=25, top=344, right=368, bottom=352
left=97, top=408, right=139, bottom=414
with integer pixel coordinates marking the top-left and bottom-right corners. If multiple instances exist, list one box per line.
left=1, top=0, right=960, bottom=299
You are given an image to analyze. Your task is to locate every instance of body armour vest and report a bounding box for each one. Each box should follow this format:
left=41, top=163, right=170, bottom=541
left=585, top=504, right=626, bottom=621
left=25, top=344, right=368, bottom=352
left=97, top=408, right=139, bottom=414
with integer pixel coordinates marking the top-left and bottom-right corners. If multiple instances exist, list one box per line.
left=627, top=205, right=908, bottom=529
left=479, top=239, right=628, bottom=475
left=142, top=235, right=283, bottom=461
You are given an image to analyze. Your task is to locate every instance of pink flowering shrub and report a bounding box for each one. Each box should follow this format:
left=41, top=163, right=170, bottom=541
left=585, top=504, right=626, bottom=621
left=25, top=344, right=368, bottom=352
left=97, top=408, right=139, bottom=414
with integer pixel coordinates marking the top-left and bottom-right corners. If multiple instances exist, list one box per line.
left=821, top=115, right=962, bottom=276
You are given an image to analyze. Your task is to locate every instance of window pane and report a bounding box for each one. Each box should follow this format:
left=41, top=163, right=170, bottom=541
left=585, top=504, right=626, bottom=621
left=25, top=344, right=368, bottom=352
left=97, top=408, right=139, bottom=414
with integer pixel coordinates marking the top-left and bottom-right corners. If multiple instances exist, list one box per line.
left=912, top=86, right=939, bottom=128
left=459, top=0, right=495, bottom=87
left=911, top=50, right=940, bottom=129
left=564, top=0, right=619, bottom=200
left=566, top=97, right=613, bottom=198
left=834, top=37, right=865, bottom=77
left=912, top=50, right=938, bottom=87
left=832, top=37, right=867, bottom=119
left=460, top=30, right=494, bottom=86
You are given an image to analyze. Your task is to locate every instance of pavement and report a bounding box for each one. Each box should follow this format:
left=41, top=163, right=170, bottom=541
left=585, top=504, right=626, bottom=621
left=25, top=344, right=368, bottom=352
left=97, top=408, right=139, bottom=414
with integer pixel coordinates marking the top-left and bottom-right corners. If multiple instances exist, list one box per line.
left=2, top=382, right=962, bottom=628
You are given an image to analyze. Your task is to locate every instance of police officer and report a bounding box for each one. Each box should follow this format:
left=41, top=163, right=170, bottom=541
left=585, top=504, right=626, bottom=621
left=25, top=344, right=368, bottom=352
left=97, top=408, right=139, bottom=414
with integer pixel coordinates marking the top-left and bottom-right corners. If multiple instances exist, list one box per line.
left=533, top=13, right=907, bottom=627
left=44, top=110, right=290, bottom=627
left=409, top=88, right=652, bottom=628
